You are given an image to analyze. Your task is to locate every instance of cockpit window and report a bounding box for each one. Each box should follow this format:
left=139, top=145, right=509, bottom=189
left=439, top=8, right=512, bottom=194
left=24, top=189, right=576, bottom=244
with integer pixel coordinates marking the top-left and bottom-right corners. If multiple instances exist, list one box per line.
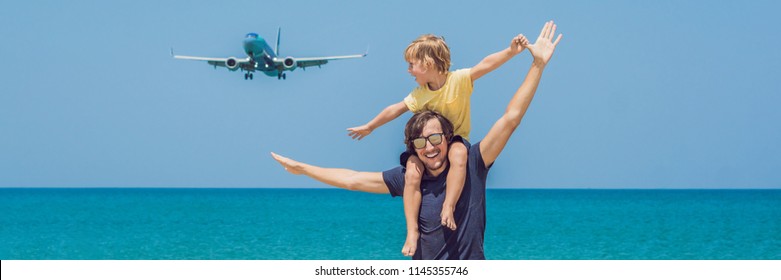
left=246, top=33, right=259, bottom=39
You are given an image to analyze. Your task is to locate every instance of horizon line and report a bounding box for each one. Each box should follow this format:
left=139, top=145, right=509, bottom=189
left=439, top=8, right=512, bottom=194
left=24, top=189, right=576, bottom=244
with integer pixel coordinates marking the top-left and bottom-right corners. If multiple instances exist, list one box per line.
left=1, top=187, right=779, bottom=190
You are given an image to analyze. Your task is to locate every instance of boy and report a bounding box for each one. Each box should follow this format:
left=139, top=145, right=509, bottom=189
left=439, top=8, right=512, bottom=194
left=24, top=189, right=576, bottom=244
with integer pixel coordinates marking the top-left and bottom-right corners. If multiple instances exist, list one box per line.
left=347, top=33, right=528, bottom=257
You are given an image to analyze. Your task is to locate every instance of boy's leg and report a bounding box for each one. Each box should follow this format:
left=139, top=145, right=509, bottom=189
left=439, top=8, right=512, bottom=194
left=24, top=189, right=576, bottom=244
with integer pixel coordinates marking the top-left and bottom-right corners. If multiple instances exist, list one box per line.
left=441, top=141, right=467, bottom=231
left=402, top=155, right=424, bottom=257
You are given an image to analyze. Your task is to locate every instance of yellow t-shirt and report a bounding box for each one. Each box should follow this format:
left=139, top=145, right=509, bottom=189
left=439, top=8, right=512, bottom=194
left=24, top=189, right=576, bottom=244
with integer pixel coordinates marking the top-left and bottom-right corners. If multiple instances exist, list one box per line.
left=403, top=68, right=473, bottom=140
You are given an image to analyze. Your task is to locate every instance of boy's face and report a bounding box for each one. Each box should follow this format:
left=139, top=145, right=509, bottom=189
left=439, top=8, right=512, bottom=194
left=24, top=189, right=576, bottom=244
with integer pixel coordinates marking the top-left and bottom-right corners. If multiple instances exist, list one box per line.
left=407, top=59, right=428, bottom=86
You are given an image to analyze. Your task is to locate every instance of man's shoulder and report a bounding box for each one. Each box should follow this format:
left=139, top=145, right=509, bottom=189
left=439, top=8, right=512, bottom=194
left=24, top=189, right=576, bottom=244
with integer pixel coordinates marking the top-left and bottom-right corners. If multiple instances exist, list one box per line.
left=381, top=166, right=405, bottom=197
left=468, top=140, right=491, bottom=171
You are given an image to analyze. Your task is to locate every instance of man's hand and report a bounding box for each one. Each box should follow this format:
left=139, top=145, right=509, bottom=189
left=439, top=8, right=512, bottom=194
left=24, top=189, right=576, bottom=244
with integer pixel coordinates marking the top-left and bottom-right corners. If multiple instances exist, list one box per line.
left=270, top=153, right=389, bottom=194
left=509, top=34, right=529, bottom=55
left=526, top=21, right=563, bottom=66
left=347, top=125, right=373, bottom=140
left=271, top=152, right=305, bottom=175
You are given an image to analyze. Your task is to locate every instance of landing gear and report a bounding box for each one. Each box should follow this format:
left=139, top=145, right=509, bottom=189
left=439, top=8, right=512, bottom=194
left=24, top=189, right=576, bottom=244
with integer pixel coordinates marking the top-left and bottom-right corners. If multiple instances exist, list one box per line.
left=244, top=73, right=254, bottom=80
left=277, top=73, right=286, bottom=80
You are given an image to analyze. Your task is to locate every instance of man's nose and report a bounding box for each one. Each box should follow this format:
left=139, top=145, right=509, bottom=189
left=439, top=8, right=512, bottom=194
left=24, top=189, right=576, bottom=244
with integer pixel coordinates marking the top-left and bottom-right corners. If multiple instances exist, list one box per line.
left=424, top=140, right=436, bottom=150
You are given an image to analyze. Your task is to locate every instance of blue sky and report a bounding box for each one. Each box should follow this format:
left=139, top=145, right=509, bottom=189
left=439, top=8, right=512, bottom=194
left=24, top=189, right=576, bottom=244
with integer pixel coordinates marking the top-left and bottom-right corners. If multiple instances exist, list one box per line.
left=2, top=1, right=779, bottom=188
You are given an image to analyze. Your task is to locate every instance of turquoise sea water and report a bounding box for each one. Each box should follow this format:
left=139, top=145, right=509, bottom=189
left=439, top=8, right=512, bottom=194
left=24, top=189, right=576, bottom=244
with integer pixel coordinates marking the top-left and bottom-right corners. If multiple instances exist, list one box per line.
left=1, top=188, right=779, bottom=259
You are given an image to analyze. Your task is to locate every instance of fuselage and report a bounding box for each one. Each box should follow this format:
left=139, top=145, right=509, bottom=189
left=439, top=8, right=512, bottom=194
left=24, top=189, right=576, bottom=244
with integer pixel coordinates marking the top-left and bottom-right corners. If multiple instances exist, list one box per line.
left=243, top=33, right=278, bottom=74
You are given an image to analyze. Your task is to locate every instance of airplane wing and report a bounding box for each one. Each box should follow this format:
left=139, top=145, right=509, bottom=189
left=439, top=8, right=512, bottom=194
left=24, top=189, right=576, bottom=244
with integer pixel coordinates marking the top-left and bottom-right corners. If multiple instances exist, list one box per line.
left=294, top=53, right=367, bottom=69
left=172, top=50, right=251, bottom=69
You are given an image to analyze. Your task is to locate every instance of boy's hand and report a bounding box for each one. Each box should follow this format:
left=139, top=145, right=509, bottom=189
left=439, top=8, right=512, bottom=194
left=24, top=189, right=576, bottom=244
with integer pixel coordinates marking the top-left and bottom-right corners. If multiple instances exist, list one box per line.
left=526, top=21, right=563, bottom=66
left=509, top=34, right=529, bottom=55
left=347, top=125, right=373, bottom=140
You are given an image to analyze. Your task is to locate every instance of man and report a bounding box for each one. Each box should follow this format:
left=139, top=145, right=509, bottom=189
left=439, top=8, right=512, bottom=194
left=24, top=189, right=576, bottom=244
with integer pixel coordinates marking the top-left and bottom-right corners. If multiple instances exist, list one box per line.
left=271, top=21, right=562, bottom=259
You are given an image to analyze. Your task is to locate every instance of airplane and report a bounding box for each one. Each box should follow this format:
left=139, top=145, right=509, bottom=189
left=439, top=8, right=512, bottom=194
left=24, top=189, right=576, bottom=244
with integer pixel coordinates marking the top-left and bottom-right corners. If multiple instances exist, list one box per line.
left=172, top=28, right=367, bottom=80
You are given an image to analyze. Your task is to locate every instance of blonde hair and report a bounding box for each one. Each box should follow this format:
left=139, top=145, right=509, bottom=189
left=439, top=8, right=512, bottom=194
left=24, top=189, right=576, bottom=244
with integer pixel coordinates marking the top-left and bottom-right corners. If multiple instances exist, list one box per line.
left=404, top=34, right=451, bottom=74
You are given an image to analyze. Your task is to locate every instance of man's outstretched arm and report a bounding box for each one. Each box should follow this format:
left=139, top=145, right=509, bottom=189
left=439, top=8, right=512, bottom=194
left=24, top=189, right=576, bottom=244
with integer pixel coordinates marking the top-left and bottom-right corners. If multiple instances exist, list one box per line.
left=480, top=21, right=563, bottom=166
left=271, top=152, right=390, bottom=194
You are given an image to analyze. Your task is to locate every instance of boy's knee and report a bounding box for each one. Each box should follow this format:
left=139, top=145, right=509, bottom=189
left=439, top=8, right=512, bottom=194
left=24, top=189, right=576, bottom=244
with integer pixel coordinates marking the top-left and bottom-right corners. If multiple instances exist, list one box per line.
left=405, top=155, right=424, bottom=178
left=406, top=154, right=423, bottom=165
left=405, top=168, right=422, bottom=178
left=406, top=154, right=423, bottom=167
left=448, top=142, right=468, bottom=163
left=399, top=151, right=417, bottom=167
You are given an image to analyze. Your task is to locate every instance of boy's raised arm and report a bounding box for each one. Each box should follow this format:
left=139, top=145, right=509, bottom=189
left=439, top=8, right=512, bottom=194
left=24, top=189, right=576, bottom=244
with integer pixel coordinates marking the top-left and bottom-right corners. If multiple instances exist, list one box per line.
left=271, top=152, right=390, bottom=194
left=347, top=101, right=409, bottom=140
left=469, top=34, right=529, bottom=82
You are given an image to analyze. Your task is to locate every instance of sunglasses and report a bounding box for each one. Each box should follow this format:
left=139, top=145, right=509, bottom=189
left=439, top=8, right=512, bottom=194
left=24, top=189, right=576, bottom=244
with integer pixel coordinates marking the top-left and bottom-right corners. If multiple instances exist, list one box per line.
left=411, top=133, right=445, bottom=149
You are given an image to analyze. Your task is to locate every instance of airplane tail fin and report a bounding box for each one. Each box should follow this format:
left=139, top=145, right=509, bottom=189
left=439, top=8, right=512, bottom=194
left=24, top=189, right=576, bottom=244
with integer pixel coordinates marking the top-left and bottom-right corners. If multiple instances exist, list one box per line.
left=275, top=27, right=281, bottom=56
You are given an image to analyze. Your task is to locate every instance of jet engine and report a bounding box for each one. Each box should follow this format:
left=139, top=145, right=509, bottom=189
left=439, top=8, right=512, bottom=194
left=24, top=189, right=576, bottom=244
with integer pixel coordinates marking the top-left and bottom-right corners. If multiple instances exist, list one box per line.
left=283, top=57, right=297, bottom=70
left=226, top=57, right=240, bottom=70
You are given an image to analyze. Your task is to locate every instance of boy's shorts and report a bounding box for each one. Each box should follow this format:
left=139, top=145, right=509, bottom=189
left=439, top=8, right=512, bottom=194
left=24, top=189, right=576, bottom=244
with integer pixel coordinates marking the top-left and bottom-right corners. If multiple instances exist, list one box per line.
left=399, top=135, right=470, bottom=166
